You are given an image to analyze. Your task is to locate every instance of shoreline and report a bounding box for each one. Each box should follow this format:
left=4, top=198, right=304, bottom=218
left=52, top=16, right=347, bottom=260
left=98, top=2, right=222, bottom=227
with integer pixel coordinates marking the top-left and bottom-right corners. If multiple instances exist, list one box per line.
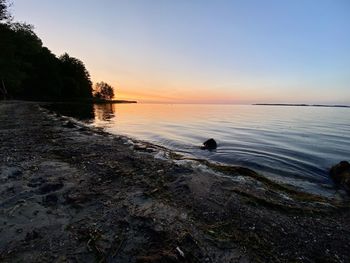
left=45, top=101, right=341, bottom=198
left=1, top=101, right=350, bottom=262
left=45, top=102, right=338, bottom=198
left=253, top=103, right=350, bottom=108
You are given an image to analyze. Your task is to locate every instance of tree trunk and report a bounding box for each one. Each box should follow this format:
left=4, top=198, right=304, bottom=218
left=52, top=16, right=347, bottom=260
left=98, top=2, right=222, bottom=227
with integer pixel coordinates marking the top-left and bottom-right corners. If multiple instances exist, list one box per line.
left=1, top=79, right=7, bottom=100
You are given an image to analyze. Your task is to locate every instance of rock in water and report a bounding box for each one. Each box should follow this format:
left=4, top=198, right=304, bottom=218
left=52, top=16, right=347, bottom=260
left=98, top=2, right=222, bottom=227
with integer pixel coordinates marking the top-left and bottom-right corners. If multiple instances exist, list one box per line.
left=330, top=161, right=350, bottom=193
left=201, top=138, right=217, bottom=150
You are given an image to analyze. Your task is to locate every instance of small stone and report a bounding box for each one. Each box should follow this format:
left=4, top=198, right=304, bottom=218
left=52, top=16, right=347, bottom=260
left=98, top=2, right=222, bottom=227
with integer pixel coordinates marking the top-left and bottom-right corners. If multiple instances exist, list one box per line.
left=201, top=138, right=217, bottom=150
left=330, top=161, right=350, bottom=193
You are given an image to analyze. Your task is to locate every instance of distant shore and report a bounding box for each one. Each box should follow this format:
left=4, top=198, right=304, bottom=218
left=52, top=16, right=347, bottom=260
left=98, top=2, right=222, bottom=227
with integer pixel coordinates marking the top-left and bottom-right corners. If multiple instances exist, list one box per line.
left=253, top=103, right=350, bottom=108
left=1, top=101, right=350, bottom=262
left=90, top=98, right=137, bottom=104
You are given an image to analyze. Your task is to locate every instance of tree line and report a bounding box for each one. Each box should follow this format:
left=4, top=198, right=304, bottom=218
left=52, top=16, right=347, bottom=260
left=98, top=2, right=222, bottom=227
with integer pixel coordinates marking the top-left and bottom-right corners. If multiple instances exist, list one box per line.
left=0, top=0, right=114, bottom=101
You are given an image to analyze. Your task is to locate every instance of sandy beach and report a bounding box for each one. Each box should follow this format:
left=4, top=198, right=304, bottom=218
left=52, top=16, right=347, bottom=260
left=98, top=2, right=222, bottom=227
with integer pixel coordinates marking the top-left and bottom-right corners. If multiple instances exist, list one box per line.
left=1, top=101, right=350, bottom=263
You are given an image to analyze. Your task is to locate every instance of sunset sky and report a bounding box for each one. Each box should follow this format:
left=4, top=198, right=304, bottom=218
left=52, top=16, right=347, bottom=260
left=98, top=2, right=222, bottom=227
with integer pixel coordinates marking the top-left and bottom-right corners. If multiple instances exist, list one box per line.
left=13, top=0, right=350, bottom=104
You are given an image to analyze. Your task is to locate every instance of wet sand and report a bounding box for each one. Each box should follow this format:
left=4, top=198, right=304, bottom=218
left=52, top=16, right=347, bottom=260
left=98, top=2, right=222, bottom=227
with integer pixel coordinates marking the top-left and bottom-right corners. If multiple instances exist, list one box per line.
left=1, top=101, right=350, bottom=262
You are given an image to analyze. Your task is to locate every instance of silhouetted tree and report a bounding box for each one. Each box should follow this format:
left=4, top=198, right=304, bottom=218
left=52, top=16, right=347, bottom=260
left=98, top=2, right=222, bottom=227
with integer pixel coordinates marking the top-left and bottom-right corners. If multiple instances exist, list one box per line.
left=0, top=0, right=11, bottom=22
left=59, top=53, right=93, bottom=99
left=94, top=82, right=115, bottom=100
left=0, top=22, right=43, bottom=98
left=0, top=0, right=13, bottom=99
left=0, top=0, right=93, bottom=101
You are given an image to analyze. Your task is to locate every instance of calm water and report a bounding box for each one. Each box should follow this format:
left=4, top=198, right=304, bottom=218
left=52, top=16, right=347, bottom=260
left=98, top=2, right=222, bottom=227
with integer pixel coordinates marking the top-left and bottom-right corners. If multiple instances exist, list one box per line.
left=49, top=103, right=350, bottom=189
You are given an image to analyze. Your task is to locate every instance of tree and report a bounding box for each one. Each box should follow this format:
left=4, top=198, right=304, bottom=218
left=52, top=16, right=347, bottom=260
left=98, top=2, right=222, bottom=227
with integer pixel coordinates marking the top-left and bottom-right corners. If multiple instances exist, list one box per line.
left=59, top=53, right=93, bottom=99
left=0, top=0, right=94, bottom=101
left=0, top=22, right=43, bottom=98
left=94, top=82, right=115, bottom=100
left=0, top=0, right=11, bottom=22
left=0, top=0, right=13, bottom=99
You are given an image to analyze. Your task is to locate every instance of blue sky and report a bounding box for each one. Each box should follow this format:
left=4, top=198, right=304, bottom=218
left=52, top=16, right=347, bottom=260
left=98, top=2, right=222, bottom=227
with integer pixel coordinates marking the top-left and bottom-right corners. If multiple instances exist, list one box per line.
left=13, top=0, right=350, bottom=103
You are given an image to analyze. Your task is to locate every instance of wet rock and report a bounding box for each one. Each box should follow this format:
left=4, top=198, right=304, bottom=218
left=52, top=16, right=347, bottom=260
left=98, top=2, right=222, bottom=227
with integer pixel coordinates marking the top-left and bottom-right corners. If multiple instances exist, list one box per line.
left=330, top=161, right=350, bottom=192
left=201, top=138, right=217, bottom=150
left=134, top=144, right=156, bottom=153
left=37, top=182, right=64, bottom=194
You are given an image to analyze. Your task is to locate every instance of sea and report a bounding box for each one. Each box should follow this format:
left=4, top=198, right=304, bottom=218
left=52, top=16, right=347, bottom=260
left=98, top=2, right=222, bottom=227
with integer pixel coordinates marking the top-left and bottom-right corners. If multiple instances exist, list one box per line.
left=48, top=103, right=350, bottom=195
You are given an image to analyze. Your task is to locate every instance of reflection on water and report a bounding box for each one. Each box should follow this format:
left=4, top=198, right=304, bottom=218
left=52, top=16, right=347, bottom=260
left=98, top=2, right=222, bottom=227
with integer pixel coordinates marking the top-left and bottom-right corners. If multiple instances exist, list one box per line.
left=94, top=103, right=115, bottom=121
left=45, top=102, right=95, bottom=122
left=48, top=103, right=350, bottom=189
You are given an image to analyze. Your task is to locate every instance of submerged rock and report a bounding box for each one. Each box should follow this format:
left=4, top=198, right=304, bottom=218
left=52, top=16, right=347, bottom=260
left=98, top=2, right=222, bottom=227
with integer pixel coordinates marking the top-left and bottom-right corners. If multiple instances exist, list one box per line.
left=330, top=161, right=350, bottom=193
left=201, top=138, right=217, bottom=150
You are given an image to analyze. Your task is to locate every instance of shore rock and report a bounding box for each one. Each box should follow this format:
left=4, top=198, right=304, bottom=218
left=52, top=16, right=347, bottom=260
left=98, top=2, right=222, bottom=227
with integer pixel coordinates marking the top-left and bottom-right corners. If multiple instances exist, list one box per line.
left=330, top=161, right=350, bottom=192
left=201, top=138, right=217, bottom=150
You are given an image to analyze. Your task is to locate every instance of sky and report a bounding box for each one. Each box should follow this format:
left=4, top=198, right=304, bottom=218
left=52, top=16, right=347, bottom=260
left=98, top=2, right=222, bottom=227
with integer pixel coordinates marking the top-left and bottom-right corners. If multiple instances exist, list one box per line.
left=12, top=0, right=350, bottom=104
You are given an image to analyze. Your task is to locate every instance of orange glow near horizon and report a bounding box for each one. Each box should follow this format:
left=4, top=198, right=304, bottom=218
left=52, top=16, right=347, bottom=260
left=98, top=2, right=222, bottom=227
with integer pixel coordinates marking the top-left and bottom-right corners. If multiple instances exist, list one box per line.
left=13, top=1, right=350, bottom=105
left=108, top=82, right=260, bottom=104
left=111, top=86, right=282, bottom=104
left=113, top=89, right=241, bottom=104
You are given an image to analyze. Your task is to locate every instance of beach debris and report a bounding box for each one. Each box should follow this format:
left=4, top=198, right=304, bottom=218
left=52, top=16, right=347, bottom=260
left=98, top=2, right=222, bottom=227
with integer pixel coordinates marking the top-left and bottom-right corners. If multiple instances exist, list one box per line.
left=154, top=151, right=169, bottom=160
left=176, top=246, right=185, bottom=258
left=134, top=143, right=156, bottom=153
left=330, top=161, right=350, bottom=193
left=201, top=138, right=217, bottom=150
left=7, top=200, right=26, bottom=217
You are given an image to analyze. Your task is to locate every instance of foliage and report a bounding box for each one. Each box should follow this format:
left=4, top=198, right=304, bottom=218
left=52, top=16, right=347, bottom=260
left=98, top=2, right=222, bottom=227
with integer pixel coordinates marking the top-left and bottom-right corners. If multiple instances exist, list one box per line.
left=94, top=82, right=115, bottom=100
left=59, top=53, right=93, bottom=99
left=0, top=0, right=11, bottom=22
left=0, top=0, right=93, bottom=100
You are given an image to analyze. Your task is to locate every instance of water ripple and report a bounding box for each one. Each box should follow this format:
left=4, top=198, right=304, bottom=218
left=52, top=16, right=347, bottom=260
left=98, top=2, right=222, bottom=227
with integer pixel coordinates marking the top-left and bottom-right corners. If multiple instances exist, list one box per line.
left=48, top=103, right=350, bottom=190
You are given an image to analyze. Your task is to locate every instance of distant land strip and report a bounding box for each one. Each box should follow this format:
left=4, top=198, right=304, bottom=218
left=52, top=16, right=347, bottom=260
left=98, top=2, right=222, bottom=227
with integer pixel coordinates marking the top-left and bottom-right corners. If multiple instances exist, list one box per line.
left=94, top=99, right=137, bottom=104
left=253, top=103, right=350, bottom=108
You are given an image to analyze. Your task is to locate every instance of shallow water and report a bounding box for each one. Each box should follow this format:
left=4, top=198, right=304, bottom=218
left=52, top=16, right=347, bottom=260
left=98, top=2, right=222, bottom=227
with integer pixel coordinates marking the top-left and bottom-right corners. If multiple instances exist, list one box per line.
left=49, top=103, right=350, bottom=189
